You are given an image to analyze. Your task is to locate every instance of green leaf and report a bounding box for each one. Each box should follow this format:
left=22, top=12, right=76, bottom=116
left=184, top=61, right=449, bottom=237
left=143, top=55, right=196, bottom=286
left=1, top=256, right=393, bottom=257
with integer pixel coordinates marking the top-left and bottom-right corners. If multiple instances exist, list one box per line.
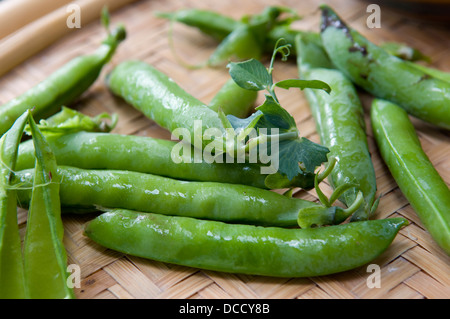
left=254, top=94, right=297, bottom=132
left=227, top=59, right=272, bottom=91
left=277, top=137, right=329, bottom=180
left=226, top=110, right=264, bottom=131
left=275, top=79, right=331, bottom=94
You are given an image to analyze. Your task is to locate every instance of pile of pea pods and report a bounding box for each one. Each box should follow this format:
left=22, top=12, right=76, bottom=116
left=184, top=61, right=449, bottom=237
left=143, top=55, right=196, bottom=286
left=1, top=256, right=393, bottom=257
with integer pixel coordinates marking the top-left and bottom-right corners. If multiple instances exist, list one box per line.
left=1, top=5, right=449, bottom=299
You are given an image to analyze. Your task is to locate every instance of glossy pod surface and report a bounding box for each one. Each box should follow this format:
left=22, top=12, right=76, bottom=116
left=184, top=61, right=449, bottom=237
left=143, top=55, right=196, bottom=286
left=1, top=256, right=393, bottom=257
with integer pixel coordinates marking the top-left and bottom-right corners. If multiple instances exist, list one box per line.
left=371, top=99, right=450, bottom=255
left=16, top=132, right=314, bottom=190
left=208, top=78, right=257, bottom=118
left=320, top=6, right=450, bottom=130
left=85, top=209, right=408, bottom=277
left=297, top=36, right=377, bottom=220
left=15, top=166, right=319, bottom=227
left=107, top=60, right=225, bottom=148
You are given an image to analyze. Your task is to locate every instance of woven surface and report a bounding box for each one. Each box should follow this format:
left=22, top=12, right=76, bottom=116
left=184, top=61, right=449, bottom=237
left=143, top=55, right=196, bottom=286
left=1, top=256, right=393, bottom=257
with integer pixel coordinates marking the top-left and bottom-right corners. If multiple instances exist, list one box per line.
left=1, top=0, right=449, bottom=299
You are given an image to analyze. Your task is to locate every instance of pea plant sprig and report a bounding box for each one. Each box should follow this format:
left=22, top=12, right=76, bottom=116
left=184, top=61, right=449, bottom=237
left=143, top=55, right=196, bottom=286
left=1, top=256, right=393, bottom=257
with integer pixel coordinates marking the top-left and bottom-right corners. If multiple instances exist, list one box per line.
left=223, top=39, right=332, bottom=180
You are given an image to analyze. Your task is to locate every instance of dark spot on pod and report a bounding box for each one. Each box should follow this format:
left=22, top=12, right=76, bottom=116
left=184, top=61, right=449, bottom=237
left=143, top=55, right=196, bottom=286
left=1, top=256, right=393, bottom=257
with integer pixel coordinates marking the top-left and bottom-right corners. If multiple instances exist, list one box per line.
left=349, top=45, right=368, bottom=56
left=418, top=73, right=432, bottom=82
left=320, top=6, right=352, bottom=40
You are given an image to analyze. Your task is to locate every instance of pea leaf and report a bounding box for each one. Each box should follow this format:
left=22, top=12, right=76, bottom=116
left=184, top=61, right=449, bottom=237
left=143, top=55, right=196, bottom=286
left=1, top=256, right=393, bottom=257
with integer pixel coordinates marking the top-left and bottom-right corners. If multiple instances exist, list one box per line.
left=254, top=94, right=297, bottom=132
left=277, top=138, right=329, bottom=180
left=275, top=79, right=331, bottom=94
left=227, top=110, right=264, bottom=131
left=227, top=59, right=272, bottom=91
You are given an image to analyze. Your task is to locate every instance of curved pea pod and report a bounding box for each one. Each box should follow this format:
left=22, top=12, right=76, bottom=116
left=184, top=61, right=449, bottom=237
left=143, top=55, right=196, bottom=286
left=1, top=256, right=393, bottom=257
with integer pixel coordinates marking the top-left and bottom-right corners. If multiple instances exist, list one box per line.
left=320, top=5, right=450, bottom=130
left=85, top=209, right=408, bottom=277
left=154, top=9, right=239, bottom=41
left=0, top=112, right=29, bottom=299
left=0, top=25, right=126, bottom=137
left=296, top=36, right=377, bottom=221
left=16, top=132, right=315, bottom=190
left=371, top=99, right=450, bottom=255
left=107, top=60, right=225, bottom=148
left=15, top=166, right=319, bottom=227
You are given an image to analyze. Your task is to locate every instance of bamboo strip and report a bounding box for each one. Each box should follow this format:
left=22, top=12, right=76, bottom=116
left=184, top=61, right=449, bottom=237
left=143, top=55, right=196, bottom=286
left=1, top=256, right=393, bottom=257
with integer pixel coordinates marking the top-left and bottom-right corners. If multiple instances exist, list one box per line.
left=104, top=257, right=162, bottom=298
left=0, top=0, right=73, bottom=40
left=0, top=0, right=141, bottom=77
left=405, top=271, right=450, bottom=299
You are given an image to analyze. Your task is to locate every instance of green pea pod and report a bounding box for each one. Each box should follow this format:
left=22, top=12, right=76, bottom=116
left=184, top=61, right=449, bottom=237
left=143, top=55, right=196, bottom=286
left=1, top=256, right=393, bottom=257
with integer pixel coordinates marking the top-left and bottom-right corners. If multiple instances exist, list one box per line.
left=208, top=78, right=257, bottom=118
left=0, top=25, right=126, bottom=137
left=296, top=35, right=377, bottom=221
left=207, top=23, right=264, bottom=67
left=85, top=209, right=408, bottom=277
left=22, top=113, right=75, bottom=299
left=157, top=6, right=300, bottom=67
left=15, top=166, right=319, bottom=227
left=0, top=111, right=29, bottom=299
left=107, top=60, right=225, bottom=149
left=154, top=9, right=239, bottom=42
left=320, top=5, right=450, bottom=130
left=16, top=132, right=315, bottom=190
left=371, top=99, right=450, bottom=255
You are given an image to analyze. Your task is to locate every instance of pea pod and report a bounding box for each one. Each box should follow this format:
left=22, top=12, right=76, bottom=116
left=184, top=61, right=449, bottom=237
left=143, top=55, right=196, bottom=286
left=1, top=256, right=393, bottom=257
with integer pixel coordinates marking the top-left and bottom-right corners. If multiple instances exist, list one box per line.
left=0, top=24, right=126, bottom=137
left=156, top=7, right=430, bottom=65
left=0, top=112, right=29, bottom=299
left=107, top=60, right=225, bottom=148
left=154, top=9, right=239, bottom=41
left=320, top=5, right=450, bottom=130
left=15, top=166, right=319, bottom=227
left=207, top=23, right=264, bottom=67
left=296, top=35, right=377, bottom=222
left=16, top=131, right=314, bottom=190
left=408, top=63, right=450, bottom=84
left=371, top=99, right=450, bottom=255
left=85, top=209, right=408, bottom=277
left=157, top=6, right=300, bottom=67
left=22, top=113, right=75, bottom=299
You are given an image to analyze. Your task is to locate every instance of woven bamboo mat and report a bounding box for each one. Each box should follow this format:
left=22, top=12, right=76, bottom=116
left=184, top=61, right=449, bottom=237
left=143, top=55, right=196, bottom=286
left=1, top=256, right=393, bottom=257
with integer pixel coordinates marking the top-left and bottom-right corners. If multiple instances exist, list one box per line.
left=1, top=0, right=449, bottom=299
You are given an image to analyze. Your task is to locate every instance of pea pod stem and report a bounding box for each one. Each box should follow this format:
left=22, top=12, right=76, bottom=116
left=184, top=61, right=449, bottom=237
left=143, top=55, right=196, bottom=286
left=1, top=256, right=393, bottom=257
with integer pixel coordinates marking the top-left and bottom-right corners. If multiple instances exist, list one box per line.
left=85, top=209, right=408, bottom=278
